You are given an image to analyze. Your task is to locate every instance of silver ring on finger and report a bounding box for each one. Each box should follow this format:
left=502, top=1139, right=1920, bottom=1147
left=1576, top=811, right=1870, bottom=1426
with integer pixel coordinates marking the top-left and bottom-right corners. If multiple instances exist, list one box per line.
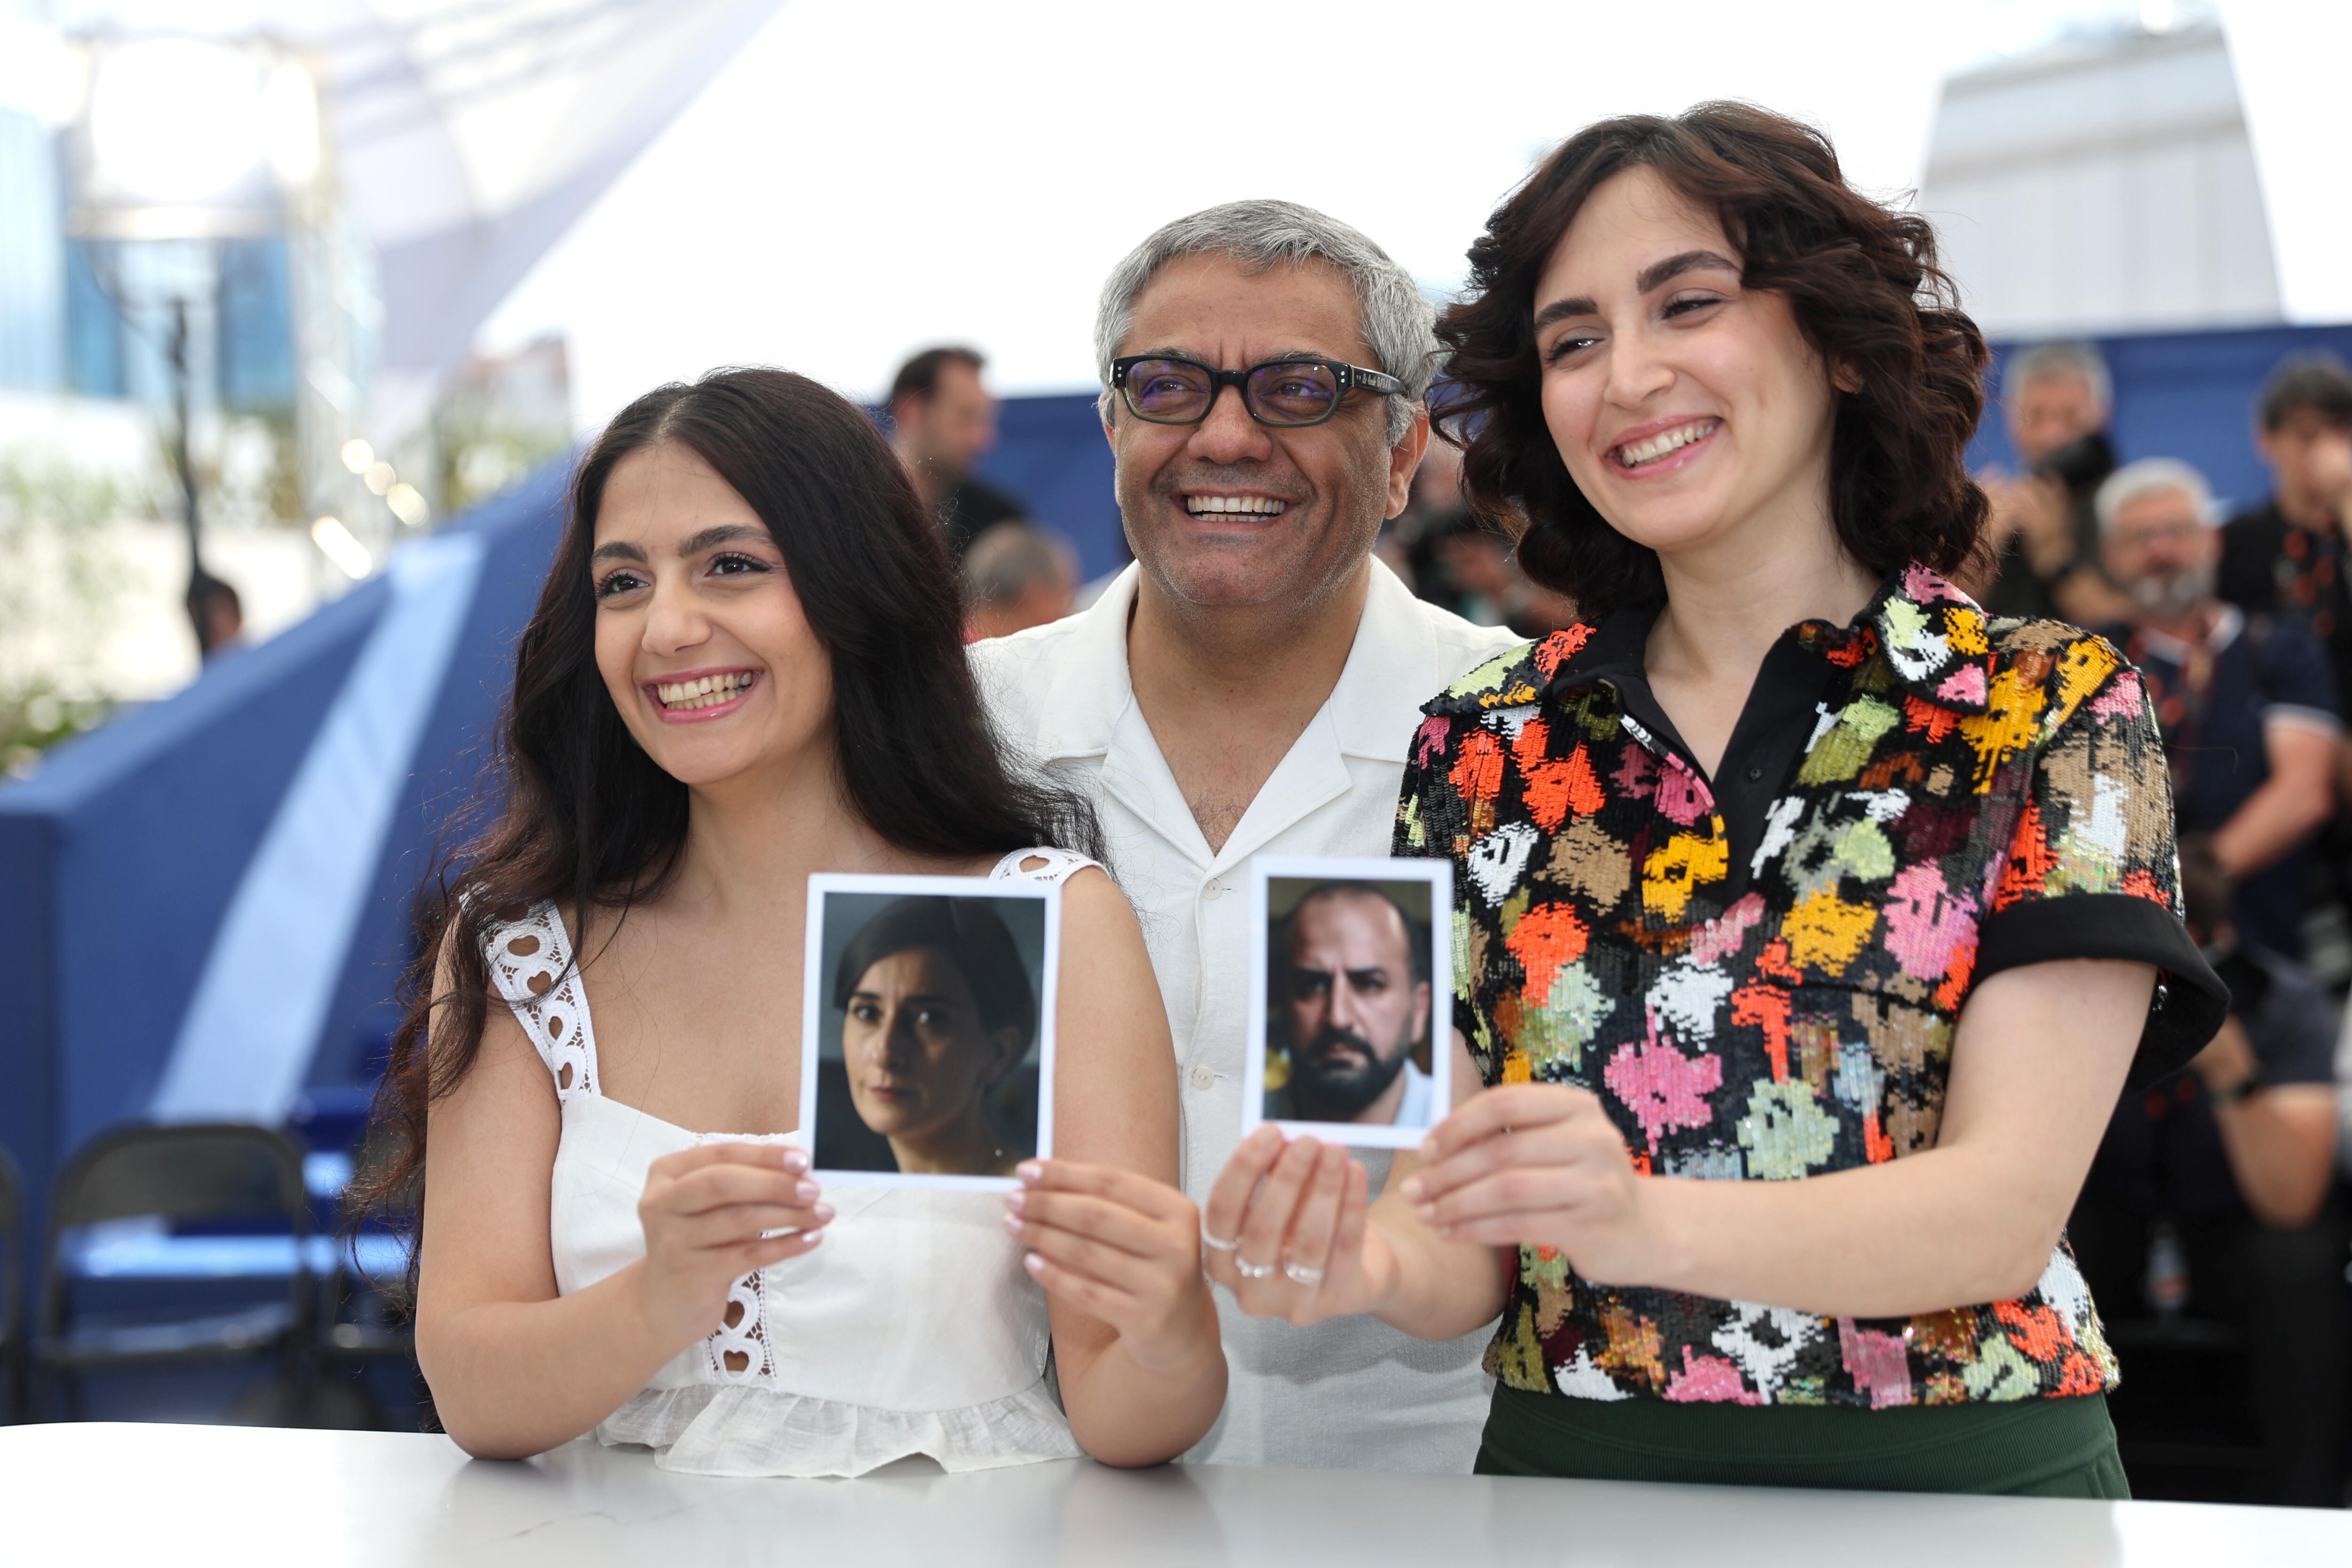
left=1235, top=1256, right=1278, bottom=1280
left=1283, top=1260, right=1324, bottom=1287
left=1200, top=1228, right=1240, bottom=1253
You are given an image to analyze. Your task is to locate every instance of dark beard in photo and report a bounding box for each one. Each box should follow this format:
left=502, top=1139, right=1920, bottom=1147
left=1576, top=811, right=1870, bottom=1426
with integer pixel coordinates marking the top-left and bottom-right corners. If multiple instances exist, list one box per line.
left=1292, top=1022, right=1410, bottom=1119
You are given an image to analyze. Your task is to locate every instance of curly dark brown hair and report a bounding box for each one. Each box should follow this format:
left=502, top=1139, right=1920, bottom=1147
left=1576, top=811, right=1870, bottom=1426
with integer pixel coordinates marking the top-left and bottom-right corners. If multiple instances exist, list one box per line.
left=1436, top=102, right=1991, bottom=612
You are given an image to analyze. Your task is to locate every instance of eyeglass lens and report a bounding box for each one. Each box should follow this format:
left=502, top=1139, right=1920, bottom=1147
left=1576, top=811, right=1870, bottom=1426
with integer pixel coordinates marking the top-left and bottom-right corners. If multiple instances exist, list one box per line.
left=1124, top=358, right=1341, bottom=425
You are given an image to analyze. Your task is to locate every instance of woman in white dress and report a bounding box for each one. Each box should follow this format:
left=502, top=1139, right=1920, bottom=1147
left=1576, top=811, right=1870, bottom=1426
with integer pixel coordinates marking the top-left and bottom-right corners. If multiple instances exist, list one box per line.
left=358, top=367, right=1225, bottom=1474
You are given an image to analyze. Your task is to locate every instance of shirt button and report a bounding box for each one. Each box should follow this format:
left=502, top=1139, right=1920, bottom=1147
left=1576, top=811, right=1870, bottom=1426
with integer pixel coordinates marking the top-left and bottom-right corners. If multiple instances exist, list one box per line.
left=1745, top=765, right=1763, bottom=782
left=1190, top=1064, right=1217, bottom=1092
left=1202, top=878, right=1224, bottom=901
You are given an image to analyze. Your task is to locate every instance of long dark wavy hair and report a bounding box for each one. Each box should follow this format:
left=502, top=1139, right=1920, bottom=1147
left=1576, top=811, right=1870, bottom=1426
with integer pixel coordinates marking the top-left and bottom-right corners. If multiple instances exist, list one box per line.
left=350, top=366, right=1102, bottom=1282
left=1436, top=102, right=1991, bottom=612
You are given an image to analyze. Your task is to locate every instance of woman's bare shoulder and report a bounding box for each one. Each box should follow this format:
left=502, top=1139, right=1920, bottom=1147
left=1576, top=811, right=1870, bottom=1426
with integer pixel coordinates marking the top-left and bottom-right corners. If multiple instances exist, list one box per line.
left=1058, top=864, right=1140, bottom=926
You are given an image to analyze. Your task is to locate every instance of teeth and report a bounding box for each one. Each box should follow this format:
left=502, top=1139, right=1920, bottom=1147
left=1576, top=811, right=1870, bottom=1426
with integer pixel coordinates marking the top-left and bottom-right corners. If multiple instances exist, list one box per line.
left=1615, top=420, right=1717, bottom=468
left=654, top=671, right=755, bottom=708
left=1184, top=494, right=1287, bottom=516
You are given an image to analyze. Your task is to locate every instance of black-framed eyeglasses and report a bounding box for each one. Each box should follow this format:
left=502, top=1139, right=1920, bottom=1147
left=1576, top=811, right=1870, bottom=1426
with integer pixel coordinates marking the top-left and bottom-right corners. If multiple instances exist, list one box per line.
left=1109, top=355, right=1406, bottom=428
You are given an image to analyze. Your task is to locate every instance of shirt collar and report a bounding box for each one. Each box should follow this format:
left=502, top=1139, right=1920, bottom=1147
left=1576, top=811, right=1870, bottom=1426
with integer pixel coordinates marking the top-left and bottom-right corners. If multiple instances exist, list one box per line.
left=1422, top=562, right=1997, bottom=719
left=1016, top=564, right=1143, bottom=762
left=1018, top=556, right=1441, bottom=764
left=2126, top=602, right=2244, bottom=662
left=1329, top=557, right=1452, bottom=762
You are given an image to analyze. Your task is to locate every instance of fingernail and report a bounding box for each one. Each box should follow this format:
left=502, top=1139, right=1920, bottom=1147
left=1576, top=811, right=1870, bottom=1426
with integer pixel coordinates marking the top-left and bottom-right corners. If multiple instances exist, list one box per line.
left=1415, top=1204, right=1438, bottom=1224
left=1002, top=1211, right=1025, bottom=1235
left=811, top=1202, right=834, bottom=1224
left=1017, top=1161, right=1043, bottom=1184
left=1004, top=1190, right=1025, bottom=1214
left=802, top=1228, right=824, bottom=1247
left=795, top=1179, right=820, bottom=1202
left=780, top=1148, right=809, bottom=1172
left=1398, top=1178, right=1423, bottom=1202
left=1023, top=1252, right=1046, bottom=1275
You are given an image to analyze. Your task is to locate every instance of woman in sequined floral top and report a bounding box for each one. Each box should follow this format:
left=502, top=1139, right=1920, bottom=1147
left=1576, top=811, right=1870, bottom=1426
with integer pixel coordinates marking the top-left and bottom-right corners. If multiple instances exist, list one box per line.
left=1200, top=104, right=2226, bottom=1496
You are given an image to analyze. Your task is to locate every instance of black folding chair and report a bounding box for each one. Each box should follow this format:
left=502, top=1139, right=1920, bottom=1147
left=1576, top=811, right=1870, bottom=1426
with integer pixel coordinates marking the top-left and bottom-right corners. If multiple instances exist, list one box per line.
left=35, top=1123, right=313, bottom=1420
left=307, top=1130, right=417, bottom=1430
left=0, top=1141, right=24, bottom=1423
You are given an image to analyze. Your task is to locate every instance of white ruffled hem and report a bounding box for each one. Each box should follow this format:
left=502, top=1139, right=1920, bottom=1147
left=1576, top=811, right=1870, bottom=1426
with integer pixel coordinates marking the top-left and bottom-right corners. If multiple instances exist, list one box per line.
left=596, top=1377, right=1083, bottom=1478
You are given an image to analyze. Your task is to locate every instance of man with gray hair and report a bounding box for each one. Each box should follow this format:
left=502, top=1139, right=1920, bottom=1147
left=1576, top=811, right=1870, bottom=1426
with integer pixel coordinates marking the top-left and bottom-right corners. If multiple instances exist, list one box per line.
left=2095, top=456, right=2337, bottom=955
left=963, top=521, right=1077, bottom=640
left=971, top=200, right=1518, bottom=1469
left=1977, top=341, right=2125, bottom=625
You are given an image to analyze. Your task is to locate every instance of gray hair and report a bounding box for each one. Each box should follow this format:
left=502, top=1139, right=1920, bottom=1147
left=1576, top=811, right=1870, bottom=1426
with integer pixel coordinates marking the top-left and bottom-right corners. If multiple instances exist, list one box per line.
left=964, top=521, right=1075, bottom=607
left=1093, top=199, right=1436, bottom=445
left=2096, top=457, right=2214, bottom=534
left=2004, top=341, right=2113, bottom=413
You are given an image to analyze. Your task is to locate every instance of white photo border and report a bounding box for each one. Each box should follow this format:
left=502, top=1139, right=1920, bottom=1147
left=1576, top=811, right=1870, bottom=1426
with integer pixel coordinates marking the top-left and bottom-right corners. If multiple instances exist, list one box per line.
left=800, top=871, right=1060, bottom=1192
left=1243, top=854, right=1454, bottom=1151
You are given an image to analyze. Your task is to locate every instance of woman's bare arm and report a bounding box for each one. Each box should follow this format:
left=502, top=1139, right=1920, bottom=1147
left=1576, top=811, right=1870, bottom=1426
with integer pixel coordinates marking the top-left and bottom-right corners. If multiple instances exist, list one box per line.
left=1406, top=959, right=2153, bottom=1317
left=413, top=945, right=824, bottom=1457
left=1009, top=869, right=1225, bottom=1466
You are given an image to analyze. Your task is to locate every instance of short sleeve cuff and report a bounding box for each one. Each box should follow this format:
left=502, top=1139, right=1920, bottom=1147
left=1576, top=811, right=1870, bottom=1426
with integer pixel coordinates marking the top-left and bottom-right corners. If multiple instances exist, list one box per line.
left=1974, top=893, right=2228, bottom=1091
left=2262, top=704, right=2343, bottom=737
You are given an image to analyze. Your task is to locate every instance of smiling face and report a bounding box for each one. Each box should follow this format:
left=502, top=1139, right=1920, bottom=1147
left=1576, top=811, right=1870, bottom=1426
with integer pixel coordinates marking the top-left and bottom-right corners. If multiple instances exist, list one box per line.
left=1107, top=252, right=1421, bottom=611
left=1529, top=167, right=1841, bottom=567
left=591, top=442, right=834, bottom=790
left=842, top=947, right=1020, bottom=1148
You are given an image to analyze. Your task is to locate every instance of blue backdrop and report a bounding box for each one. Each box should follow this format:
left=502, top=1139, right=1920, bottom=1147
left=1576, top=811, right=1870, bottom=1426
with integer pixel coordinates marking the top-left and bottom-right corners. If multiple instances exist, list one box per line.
left=1971, top=323, right=2352, bottom=510
left=2, top=318, right=2348, bottom=1234
left=970, top=390, right=1127, bottom=582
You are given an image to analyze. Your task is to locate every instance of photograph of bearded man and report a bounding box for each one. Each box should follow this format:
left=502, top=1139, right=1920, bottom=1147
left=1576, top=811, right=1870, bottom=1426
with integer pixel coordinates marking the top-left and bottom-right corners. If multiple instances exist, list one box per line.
left=1263, top=878, right=1437, bottom=1130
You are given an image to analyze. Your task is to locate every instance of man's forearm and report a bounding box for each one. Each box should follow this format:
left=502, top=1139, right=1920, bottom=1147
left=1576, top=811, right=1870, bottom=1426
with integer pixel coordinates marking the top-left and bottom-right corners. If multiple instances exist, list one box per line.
left=2212, top=1087, right=2339, bottom=1228
left=2211, top=774, right=2333, bottom=878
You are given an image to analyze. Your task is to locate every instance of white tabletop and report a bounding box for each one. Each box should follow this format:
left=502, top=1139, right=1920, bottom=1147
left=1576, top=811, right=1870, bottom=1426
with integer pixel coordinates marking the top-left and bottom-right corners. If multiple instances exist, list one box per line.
left=3, top=1422, right=2345, bottom=1566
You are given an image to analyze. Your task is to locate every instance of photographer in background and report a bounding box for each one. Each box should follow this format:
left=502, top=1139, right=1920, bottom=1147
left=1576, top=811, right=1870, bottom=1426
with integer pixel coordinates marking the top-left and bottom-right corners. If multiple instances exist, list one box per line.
left=2069, top=836, right=2347, bottom=1507
left=2097, top=458, right=2339, bottom=959
left=2220, top=355, right=2352, bottom=809
left=1973, top=342, right=2129, bottom=625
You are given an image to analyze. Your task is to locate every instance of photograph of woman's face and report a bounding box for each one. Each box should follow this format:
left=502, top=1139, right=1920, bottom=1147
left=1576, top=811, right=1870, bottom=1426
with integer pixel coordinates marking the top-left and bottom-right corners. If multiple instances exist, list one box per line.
left=810, top=891, right=1048, bottom=1183
left=842, top=945, right=1022, bottom=1169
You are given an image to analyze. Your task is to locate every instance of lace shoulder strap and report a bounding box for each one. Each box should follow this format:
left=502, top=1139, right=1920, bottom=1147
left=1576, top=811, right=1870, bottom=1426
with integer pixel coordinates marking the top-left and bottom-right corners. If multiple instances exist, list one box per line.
left=479, top=902, right=600, bottom=1101
left=988, top=847, right=1102, bottom=886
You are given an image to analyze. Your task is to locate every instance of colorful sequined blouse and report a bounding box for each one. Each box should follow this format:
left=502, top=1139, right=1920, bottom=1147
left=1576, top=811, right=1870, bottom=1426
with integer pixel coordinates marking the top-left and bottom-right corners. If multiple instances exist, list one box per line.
left=1394, top=564, right=2226, bottom=1411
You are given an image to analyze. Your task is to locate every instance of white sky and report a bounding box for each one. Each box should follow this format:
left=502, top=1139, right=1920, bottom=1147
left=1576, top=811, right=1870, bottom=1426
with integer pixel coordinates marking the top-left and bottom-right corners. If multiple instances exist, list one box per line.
left=477, top=0, right=2169, bottom=429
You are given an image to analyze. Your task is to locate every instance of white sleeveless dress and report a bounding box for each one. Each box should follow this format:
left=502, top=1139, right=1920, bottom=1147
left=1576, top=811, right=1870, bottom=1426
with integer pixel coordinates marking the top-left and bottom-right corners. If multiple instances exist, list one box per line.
left=478, top=848, right=1098, bottom=1477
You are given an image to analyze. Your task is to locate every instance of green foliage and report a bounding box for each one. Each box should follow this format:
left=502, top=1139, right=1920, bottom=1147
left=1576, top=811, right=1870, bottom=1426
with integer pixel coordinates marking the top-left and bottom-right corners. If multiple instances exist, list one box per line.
left=1, top=682, right=114, bottom=777
left=0, top=451, right=129, bottom=777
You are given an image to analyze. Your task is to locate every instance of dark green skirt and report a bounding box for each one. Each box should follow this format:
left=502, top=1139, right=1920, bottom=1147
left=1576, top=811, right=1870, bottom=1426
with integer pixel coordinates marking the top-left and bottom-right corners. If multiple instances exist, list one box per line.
left=1477, top=1385, right=2130, bottom=1497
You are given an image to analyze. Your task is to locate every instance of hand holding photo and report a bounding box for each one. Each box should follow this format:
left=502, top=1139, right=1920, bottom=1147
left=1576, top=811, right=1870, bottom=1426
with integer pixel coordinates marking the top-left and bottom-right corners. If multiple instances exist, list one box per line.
left=801, top=874, right=1058, bottom=1191
left=1244, top=856, right=1453, bottom=1149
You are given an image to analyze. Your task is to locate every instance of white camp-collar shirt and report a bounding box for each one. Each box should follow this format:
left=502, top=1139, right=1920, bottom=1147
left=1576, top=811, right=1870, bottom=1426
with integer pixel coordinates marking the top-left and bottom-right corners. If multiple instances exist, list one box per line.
left=970, top=558, right=1521, bottom=1472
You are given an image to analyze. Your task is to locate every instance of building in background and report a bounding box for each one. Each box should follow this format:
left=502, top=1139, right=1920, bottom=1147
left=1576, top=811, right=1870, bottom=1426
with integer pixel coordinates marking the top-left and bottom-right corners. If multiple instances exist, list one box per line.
left=0, top=2, right=767, bottom=772
left=1920, top=12, right=2279, bottom=338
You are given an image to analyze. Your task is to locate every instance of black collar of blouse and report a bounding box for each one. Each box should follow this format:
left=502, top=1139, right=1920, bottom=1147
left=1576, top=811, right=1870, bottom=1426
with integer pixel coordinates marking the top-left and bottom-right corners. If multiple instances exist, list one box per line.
left=1423, top=562, right=2002, bottom=722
